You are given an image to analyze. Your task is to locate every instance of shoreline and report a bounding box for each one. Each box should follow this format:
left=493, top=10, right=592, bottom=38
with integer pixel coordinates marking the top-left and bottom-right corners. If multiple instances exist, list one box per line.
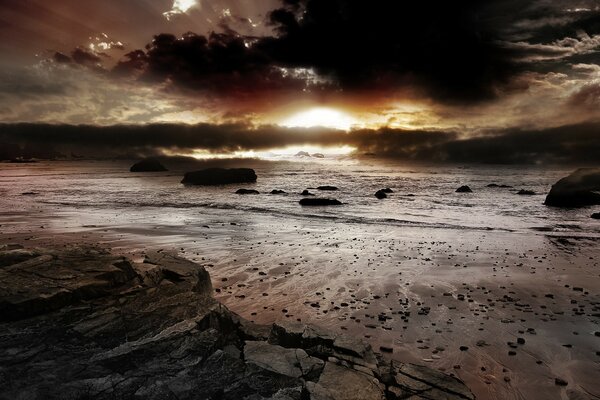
left=2, top=219, right=599, bottom=399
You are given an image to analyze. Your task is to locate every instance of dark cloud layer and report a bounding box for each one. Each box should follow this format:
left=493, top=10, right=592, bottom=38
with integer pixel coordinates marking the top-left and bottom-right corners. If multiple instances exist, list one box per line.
left=106, top=0, right=529, bottom=103
left=1, top=122, right=598, bottom=165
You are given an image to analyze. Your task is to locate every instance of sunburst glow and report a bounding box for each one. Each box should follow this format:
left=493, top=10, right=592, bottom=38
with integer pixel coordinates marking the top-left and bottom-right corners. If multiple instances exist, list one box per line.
left=280, top=107, right=357, bottom=131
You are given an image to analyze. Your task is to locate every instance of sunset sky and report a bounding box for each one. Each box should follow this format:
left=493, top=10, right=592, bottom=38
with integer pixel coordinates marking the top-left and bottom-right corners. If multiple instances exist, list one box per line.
left=0, top=0, right=599, bottom=161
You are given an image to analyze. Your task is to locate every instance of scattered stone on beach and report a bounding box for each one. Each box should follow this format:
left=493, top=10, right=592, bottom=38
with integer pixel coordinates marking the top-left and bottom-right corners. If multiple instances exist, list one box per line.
left=317, top=186, right=339, bottom=191
left=517, top=189, right=535, bottom=195
left=555, top=378, right=568, bottom=386
left=591, top=212, right=600, bottom=219
left=129, top=158, right=168, bottom=172
left=181, top=168, right=257, bottom=185
left=487, top=183, right=512, bottom=188
left=270, top=189, right=286, bottom=195
left=236, top=188, right=259, bottom=195
left=300, top=198, right=342, bottom=206
left=456, top=185, right=472, bottom=193
left=544, top=168, right=600, bottom=207
left=375, top=190, right=388, bottom=199
left=301, top=189, right=315, bottom=196
left=0, top=245, right=474, bottom=400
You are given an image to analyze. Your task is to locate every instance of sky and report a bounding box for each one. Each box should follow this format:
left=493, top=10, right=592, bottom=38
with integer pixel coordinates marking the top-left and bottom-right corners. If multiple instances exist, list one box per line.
left=0, top=0, right=599, bottom=162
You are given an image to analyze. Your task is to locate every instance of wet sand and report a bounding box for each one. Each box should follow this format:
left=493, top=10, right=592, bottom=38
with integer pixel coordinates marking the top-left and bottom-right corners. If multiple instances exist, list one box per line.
left=1, top=207, right=599, bottom=400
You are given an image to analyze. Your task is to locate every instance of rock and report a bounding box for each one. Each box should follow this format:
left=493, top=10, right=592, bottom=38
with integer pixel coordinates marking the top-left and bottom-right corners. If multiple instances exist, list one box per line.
left=309, top=362, right=385, bottom=400
left=129, top=158, right=167, bottom=172
left=236, top=188, right=259, bottom=195
left=517, top=189, right=535, bottom=195
left=544, top=168, right=600, bottom=207
left=312, top=153, right=325, bottom=158
left=244, top=341, right=324, bottom=380
left=591, top=212, right=600, bottom=219
left=301, top=190, right=315, bottom=196
left=375, top=190, right=388, bottom=199
left=487, top=184, right=512, bottom=188
left=295, top=151, right=311, bottom=157
left=0, top=249, right=137, bottom=321
left=456, top=185, right=472, bottom=193
left=299, top=198, right=342, bottom=206
left=317, top=186, right=338, bottom=191
left=555, top=378, right=568, bottom=386
left=181, top=168, right=257, bottom=185
left=271, top=190, right=287, bottom=195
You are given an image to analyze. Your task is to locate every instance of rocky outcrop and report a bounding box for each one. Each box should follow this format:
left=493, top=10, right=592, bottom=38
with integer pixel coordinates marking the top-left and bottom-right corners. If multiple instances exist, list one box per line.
left=271, top=190, right=287, bottom=195
left=592, top=212, right=600, bottom=219
left=0, top=244, right=473, bottom=400
left=129, top=158, right=168, bottom=172
left=456, top=186, right=472, bottom=193
left=302, top=190, right=315, bottom=196
left=181, top=168, right=257, bottom=185
left=300, top=198, right=343, bottom=206
left=544, top=168, right=600, bottom=207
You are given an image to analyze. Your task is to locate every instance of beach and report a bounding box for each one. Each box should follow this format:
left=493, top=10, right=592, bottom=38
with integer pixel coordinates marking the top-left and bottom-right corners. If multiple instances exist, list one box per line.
left=1, top=159, right=599, bottom=399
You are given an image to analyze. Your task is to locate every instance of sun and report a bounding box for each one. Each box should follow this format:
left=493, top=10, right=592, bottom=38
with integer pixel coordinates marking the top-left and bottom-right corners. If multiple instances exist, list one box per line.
left=280, top=107, right=357, bottom=130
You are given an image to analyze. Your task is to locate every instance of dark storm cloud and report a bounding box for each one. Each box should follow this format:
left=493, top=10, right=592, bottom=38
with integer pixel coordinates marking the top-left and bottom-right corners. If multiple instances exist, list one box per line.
left=106, top=0, right=530, bottom=103
left=1, top=122, right=598, bottom=164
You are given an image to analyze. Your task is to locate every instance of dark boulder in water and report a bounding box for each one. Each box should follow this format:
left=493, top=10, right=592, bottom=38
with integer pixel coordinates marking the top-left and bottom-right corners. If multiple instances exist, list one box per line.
left=236, top=189, right=259, bottom=195
left=181, top=168, right=257, bottom=185
left=270, top=190, right=286, bottom=195
left=130, top=158, right=168, bottom=172
left=517, top=189, right=535, bottom=195
left=487, top=183, right=512, bottom=188
left=456, top=185, right=472, bottom=193
left=545, top=168, right=600, bottom=207
left=317, top=186, right=338, bottom=191
left=591, top=212, right=600, bottom=219
left=381, top=188, right=394, bottom=193
left=301, top=189, right=315, bottom=196
left=299, top=198, right=342, bottom=206
left=375, top=190, right=388, bottom=199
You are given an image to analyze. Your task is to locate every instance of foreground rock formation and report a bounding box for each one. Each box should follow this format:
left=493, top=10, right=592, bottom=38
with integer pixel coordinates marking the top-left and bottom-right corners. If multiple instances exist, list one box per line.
left=545, top=168, right=600, bottom=207
left=0, top=244, right=473, bottom=400
left=182, top=168, right=257, bottom=185
left=130, top=158, right=168, bottom=172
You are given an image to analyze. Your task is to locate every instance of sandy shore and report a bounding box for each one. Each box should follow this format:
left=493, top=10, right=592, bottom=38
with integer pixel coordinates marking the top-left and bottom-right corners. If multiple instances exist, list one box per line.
left=1, top=206, right=599, bottom=400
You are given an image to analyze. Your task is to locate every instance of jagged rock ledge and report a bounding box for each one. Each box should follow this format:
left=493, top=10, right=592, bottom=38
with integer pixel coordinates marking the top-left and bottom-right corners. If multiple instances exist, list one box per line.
left=0, top=244, right=474, bottom=400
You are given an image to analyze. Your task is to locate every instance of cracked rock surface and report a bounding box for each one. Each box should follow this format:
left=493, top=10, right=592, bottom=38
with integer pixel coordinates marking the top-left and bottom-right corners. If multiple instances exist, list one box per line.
left=0, top=244, right=474, bottom=400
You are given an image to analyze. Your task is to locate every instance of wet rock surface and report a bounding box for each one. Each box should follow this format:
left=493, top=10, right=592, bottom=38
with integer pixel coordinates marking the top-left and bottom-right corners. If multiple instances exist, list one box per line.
left=544, top=168, right=600, bottom=207
left=456, top=186, right=473, bottom=193
left=0, top=245, right=473, bottom=400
